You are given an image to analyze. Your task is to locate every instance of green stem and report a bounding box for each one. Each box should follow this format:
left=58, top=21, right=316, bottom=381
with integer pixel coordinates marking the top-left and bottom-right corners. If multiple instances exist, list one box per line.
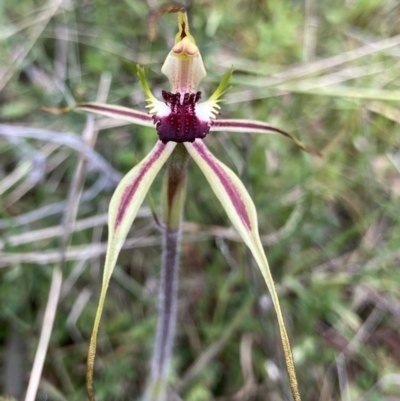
left=145, top=144, right=190, bottom=401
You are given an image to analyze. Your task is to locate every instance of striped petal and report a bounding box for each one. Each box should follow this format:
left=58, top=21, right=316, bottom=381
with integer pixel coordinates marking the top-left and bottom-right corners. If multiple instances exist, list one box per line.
left=211, top=119, right=321, bottom=156
left=43, top=102, right=154, bottom=128
left=86, top=140, right=176, bottom=401
left=184, top=139, right=302, bottom=401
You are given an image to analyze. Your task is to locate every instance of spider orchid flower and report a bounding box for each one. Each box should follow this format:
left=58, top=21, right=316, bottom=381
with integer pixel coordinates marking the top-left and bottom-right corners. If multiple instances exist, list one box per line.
left=44, top=7, right=317, bottom=401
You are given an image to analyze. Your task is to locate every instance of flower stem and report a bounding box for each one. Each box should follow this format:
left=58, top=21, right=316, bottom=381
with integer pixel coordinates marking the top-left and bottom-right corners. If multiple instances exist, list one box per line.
left=146, top=227, right=180, bottom=401
left=145, top=144, right=189, bottom=401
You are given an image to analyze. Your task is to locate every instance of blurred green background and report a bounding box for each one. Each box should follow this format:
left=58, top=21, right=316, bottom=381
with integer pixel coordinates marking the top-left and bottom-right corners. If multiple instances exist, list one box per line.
left=1, top=0, right=400, bottom=400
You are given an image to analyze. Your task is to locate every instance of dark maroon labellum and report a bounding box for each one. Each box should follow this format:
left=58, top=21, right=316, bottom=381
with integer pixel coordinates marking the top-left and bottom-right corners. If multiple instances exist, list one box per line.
left=153, top=91, right=210, bottom=143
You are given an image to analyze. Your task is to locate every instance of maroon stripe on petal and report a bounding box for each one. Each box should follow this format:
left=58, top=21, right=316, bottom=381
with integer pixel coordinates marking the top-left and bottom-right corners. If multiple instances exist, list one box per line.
left=213, top=119, right=322, bottom=157
left=193, top=141, right=251, bottom=230
left=79, top=103, right=153, bottom=123
left=212, top=120, right=290, bottom=138
left=115, top=142, right=166, bottom=229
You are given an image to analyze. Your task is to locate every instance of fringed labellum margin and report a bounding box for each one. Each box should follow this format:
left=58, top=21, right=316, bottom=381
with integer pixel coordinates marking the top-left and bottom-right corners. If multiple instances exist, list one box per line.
left=153, top=91, right=210, bottom=143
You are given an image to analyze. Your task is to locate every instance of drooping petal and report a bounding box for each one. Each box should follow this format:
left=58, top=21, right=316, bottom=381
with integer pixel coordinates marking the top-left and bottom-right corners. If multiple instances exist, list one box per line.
left=184, top=139, right=302, bottom=401
left=43, top=103, right=154, bottom=128
left=210, top=119, right=321, bottom=156
left=86, top=140, right=176, bottom=401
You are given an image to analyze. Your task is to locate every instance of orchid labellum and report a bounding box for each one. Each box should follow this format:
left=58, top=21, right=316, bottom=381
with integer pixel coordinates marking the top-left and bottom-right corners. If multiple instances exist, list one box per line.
left=45, top=5, right=318, bottom=401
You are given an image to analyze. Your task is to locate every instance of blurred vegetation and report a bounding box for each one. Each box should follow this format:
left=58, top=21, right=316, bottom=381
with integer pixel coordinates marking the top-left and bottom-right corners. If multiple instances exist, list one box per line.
left=1, top=0, right=400, bottom=400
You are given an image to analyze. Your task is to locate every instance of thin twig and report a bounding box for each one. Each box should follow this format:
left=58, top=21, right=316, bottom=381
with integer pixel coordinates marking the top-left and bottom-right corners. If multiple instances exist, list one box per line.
left=1, top=215, right=305, bottom=261
left=0, top=177, right=112, bottom=230
left=0, top=124, right=122, bottom=184
left=0, top=235, right=169, bottom=267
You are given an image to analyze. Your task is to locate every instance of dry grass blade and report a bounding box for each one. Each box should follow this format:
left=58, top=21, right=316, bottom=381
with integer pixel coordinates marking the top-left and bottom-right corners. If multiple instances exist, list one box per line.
left=232, top=33, right=400, bottom=88
left=319, top=306, right=386, bottom=401
left=0, top=177, right=112, bottom=230
left=0, top=161, right=32, bottom=195
left=0, top=0, right=64, bottom=92
left=367, top=101, right=400, bottom=123
left=175, top=298, right=252, bottom=392
left=0, top=236, right=164, bottom=267
left=336, top=354, right=350, bottom=401
left=0, top=124, right=122, bottom=184
left=24, top=268, right=63, bottom=401
left=24, top=73, right=111, bottom=401
left=225, top=33, right=400, bottom=103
